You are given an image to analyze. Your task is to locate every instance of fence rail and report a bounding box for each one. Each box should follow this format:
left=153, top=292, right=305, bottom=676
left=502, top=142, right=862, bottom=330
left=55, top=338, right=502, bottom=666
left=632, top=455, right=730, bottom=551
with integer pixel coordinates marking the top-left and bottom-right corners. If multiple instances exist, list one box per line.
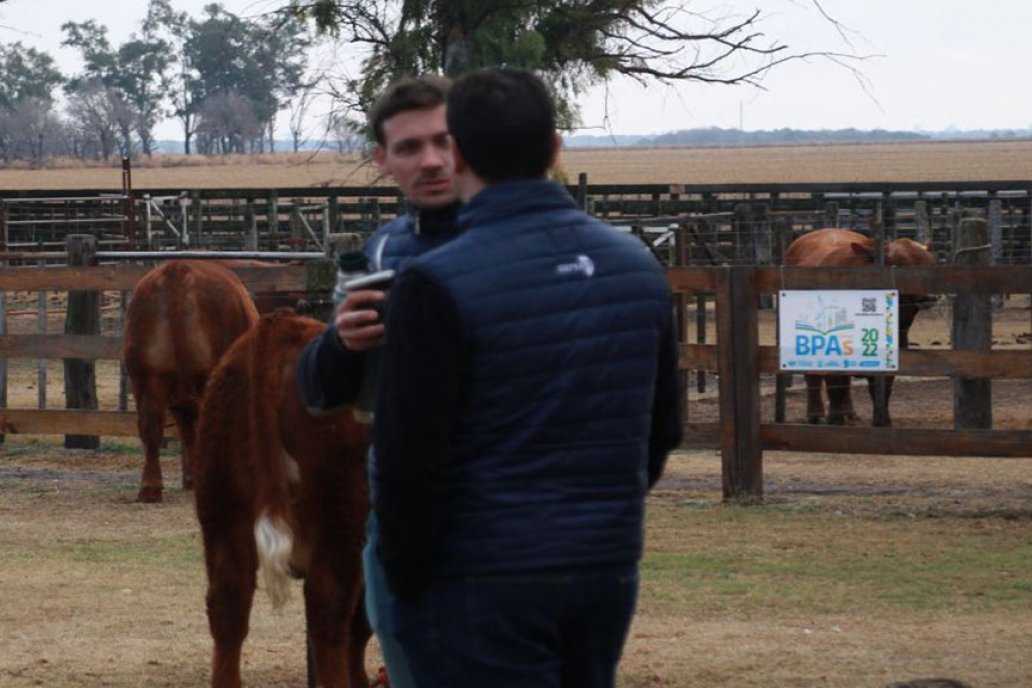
left=5, top=178, right=1032, bottom=265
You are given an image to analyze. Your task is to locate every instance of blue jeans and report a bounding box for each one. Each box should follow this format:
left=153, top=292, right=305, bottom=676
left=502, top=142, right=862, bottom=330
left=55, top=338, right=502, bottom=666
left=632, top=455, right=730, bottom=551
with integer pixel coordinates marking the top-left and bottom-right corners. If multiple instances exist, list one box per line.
left=363, top=514, right=420, bottom=688
left=392, top=564, right=639, bottom=688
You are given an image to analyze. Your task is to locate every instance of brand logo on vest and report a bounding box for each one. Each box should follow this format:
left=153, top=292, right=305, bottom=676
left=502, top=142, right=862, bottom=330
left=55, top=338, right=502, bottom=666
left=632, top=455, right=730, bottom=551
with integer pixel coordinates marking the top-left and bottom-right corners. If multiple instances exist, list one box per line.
left=555, top=254, right=595, bottom=278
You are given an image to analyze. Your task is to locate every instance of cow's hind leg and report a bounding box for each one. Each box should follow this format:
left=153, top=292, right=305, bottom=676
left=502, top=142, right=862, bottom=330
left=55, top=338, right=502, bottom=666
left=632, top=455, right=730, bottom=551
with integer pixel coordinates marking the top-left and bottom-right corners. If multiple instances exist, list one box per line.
left=804, top=374, right=826, bottom=424
left=133, top=376, right=167, bottom=503
left=825, top=375, right=857, bottom=425
left=305, top=554, right=367, bottom=687
left=203, top=523, right=258, bottom=688
left=839, top=378, right=859, bottom=424
left=868, top=375, right=894, bottom=427
left=170, top=403, right=199, bottom=490
left=348, top=594, right=373, bottom=688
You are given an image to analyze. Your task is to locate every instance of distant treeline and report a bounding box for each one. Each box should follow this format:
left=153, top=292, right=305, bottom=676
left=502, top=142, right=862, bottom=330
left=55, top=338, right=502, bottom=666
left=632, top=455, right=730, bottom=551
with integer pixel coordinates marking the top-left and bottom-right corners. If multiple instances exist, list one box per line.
left=145, top=125, right=1032, bottom=155
left=648, top=127, right=928, bottom=146
left=561, top=126, right=1032, bottom=149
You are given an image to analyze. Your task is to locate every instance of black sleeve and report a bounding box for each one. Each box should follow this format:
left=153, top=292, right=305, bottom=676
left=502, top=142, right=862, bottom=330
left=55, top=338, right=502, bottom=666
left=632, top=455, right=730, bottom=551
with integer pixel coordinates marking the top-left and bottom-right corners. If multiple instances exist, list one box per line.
left=372, top=268, right=467, bottom=602
left=647, top=305, right=683, bottom=489
left=295, top=322, right=365, bottom=414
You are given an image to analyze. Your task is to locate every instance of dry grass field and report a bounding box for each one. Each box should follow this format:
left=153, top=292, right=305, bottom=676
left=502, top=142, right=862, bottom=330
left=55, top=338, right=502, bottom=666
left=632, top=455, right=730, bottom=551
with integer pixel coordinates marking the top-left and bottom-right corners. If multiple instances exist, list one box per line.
left=2, top=138, right=1032, bottom=190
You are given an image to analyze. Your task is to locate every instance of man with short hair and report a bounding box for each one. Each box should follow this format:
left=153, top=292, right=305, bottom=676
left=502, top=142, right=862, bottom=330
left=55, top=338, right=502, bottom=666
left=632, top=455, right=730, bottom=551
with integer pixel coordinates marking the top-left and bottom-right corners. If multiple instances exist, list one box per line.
left=295, top=74, right=460, bottom=688
left=372, top=66, right=683, bottom=687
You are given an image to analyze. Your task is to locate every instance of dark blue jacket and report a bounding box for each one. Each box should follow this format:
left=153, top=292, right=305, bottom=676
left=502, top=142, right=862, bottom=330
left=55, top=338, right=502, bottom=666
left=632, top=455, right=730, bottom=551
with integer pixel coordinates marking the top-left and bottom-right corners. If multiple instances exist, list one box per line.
left=295, top=203, right=462, bottom=413
left=373, top=180, right=682, bottom=595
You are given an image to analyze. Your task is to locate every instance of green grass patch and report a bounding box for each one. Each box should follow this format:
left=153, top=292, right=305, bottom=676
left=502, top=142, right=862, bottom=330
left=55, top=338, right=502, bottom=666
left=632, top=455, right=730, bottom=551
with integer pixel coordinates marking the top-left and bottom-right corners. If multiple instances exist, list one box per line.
left=641, top=500, right=1032, bottom=618
left=0, top=534, right=200, bottom=568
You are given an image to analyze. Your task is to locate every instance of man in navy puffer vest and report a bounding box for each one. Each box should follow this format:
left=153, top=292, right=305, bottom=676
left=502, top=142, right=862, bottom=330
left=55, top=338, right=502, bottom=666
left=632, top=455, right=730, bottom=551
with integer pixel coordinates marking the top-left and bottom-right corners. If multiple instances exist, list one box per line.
left=372, top=67, right=683, bottom=688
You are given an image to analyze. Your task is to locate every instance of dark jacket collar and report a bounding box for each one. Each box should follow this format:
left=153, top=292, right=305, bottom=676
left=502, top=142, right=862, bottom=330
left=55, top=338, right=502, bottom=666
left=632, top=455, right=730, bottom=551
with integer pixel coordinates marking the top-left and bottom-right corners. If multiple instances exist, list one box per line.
left=406, top=200, right=462, bottom=236
left=458, top=179, right=577, bottom=230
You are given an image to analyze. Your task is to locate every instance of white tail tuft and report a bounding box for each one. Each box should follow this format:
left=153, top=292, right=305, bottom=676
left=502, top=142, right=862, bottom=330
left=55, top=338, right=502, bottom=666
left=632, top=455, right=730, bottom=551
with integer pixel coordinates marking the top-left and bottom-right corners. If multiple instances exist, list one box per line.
left=254, top=513, right=293, bottom=609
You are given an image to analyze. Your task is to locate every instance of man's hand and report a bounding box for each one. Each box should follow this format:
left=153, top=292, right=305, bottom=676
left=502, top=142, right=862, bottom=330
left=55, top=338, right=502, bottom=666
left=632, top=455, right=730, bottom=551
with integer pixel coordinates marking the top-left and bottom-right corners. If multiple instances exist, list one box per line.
left=335, top=289, right=386, bottom=351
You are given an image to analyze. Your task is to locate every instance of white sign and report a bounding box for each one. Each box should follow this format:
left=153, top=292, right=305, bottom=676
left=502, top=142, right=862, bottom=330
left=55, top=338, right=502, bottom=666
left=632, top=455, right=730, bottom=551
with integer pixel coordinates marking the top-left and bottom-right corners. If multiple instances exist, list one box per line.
left=778, top=290, right=899, bottom=372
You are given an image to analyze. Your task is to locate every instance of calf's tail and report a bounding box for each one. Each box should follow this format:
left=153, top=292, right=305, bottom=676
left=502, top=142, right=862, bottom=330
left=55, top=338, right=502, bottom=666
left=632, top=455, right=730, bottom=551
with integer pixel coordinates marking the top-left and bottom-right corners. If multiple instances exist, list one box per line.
left=247, top=312, right=299, bottom=610
left=255, top=512, right=294, bottom=609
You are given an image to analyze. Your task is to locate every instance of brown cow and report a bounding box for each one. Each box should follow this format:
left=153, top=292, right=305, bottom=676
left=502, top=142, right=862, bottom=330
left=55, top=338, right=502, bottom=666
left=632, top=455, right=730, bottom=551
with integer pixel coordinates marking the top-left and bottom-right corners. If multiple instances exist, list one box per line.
left=124, top=260, right=259, bottom=503
left=193, top=310, right=371, bottom=688
left=784, top=228, right=936, bottom=426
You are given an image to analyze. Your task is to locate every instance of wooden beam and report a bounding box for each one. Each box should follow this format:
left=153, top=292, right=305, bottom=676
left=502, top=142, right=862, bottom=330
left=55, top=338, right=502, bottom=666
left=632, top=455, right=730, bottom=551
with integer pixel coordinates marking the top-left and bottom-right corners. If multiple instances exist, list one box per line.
left=0, top=263, right=310, bottom=293
left=762, top=424, right=1032, bottom=458
left=683, top=345, right=1032, bottom=379
left=0, top=409, right=146, bottom=437
left=680, top=422, right=1032, bottom=458
left=0, top=334, right=123, bottom=360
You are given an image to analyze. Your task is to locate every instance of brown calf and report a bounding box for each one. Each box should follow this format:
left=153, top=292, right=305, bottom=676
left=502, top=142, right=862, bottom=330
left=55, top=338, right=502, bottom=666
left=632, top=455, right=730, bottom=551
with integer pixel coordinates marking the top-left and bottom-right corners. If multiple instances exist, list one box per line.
left=193, top=310, right=371, bottom=688
left=124, top=260, right=259, bottom=503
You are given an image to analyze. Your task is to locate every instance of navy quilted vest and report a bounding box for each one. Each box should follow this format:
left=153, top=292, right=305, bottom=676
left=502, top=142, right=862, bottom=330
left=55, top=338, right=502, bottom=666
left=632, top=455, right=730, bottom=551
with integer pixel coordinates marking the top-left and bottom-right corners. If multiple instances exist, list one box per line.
left=409, top=180, right=673, bottom=577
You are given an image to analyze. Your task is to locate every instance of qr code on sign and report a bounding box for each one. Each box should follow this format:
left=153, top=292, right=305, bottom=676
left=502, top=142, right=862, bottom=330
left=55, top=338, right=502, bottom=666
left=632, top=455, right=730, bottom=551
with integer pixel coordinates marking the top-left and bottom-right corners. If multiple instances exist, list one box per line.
left=861, top=297, right=877, bottom=313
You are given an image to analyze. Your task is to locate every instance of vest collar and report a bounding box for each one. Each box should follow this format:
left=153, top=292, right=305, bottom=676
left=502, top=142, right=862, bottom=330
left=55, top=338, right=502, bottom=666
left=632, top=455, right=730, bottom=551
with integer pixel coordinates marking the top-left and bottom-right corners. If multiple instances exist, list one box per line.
left=459, top=179, right=576, bottom=229
left=407, top=200, right=462, bottom=236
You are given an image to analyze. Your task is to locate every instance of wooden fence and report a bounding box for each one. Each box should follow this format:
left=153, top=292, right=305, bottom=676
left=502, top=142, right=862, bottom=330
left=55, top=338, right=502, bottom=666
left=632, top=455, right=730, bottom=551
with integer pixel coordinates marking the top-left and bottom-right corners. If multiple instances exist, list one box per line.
left=2, top=245, right=1031, bottom=502
left=670, top=263, right=1032, bottom=501
left=4, top=178, right=1032, bottom=265
left=0, top=258, right=333, bottom=440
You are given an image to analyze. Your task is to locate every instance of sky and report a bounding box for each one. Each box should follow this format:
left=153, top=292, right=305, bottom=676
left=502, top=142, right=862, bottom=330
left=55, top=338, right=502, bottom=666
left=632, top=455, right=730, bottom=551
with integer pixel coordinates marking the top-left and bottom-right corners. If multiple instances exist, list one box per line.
left=1, top=0, right=1030, bottom=140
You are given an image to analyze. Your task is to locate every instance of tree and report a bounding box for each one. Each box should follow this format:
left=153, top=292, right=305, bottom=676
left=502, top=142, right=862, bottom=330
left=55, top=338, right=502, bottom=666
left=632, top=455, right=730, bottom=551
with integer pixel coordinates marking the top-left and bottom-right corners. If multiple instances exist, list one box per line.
left=195, top=91, right=262, bottom=154
left=283, top=0, right=865, bottom=128
left=0, top=41, right=65, bottom=163
left=147, top=0, right=200, bottom=154
left=116, top=1, right=175, bottom=155
left=0, top=42, right=65, bottom=110
left=64, top=81, right=125, bottom=160
left=252, top=11, right=312, bottom=151
left=187, top=4, right=311, bottom=153
left=62, top=6, right=174, bottom=157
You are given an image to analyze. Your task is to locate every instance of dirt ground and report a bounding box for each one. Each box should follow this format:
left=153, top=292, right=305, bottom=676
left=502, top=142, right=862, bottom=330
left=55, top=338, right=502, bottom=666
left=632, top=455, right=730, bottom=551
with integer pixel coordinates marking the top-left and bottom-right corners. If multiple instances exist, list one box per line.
left=1, top=444, right=1030, bottom=688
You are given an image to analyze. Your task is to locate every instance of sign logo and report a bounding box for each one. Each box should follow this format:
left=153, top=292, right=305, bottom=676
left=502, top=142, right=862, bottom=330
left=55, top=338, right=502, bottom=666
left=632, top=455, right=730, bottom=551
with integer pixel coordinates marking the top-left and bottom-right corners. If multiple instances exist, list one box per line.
left=779, top=290, right=899, bottom=372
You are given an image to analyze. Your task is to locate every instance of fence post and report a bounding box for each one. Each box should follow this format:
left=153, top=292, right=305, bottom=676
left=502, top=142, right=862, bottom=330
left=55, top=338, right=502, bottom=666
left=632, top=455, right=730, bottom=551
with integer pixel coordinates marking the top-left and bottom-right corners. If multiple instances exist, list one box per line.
left=327, top=195, right=340, bottom=234
left=716, top=266, right=763, bottom=501
left=953, top=217, right=993, bottom=429
left=577, top=172, right=588, bottom=212
left=268, top=191, right=279, bottom=249
left=36, top=268, right=46, bottom=410
left=191, top=190, right=203, bottom=246
left=290, top=198, right=304, bottom=245
left=64, top=234, right=100, bottom=450
left=0, top=288, right=6, bottom=445
left=823, top=200, right=839, bottom=228
left=732, top=203, right=751, bottom=266
left=883, top=192, right=897, bottom=239
left=988, top=196, right=1003, bottom=309
left=773, top=216, right=792, bottom=423
left=143, top=194, right=153, bottom=249
left=869, top=201, right=889, bottom=421
left=914, top=200, right=931, bottom=245
left=179, top=193, right=191, bottom=247
left=244, top=198, right=258, bottom=251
